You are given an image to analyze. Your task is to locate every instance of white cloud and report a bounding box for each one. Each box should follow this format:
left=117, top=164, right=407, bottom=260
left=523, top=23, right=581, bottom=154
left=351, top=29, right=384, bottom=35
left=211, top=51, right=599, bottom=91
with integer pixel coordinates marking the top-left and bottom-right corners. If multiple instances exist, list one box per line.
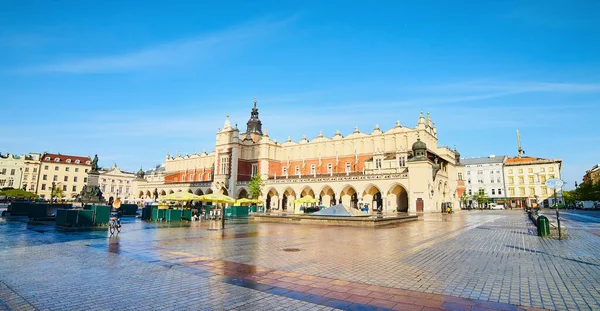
left=21, top=16, right=297, bottom=74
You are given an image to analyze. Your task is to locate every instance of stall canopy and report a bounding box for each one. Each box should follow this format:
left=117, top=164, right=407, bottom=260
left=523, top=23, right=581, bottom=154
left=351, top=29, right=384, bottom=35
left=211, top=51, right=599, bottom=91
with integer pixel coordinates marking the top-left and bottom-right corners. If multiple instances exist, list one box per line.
left=159, top=192, right=202, bottom=202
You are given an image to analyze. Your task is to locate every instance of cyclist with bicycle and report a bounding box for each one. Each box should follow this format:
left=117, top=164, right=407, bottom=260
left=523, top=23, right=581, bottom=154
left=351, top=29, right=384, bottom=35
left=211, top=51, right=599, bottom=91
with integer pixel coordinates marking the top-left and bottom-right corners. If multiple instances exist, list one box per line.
left=109, top=197, right=123, bottom=235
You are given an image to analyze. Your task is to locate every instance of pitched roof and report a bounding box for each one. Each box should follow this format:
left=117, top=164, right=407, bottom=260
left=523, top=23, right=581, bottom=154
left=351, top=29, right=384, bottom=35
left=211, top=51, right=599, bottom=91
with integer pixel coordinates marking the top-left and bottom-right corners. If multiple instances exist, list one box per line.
left=41, top=153, right=92, bottom=166
left=460, top=155, right=506, bottom=165
left=505, top=156, right=562, bottom=166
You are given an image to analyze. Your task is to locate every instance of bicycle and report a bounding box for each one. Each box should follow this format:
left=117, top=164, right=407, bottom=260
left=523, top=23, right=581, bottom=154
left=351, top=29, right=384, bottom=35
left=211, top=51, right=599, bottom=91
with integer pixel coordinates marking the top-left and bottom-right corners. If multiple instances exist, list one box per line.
left=108, top=212, right=121, bottom=235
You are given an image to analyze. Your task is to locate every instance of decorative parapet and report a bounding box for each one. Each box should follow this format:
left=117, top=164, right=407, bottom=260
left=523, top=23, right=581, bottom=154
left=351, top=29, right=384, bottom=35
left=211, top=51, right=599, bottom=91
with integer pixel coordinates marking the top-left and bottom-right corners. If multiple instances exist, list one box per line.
left=264, top=173, right=408, bottom=184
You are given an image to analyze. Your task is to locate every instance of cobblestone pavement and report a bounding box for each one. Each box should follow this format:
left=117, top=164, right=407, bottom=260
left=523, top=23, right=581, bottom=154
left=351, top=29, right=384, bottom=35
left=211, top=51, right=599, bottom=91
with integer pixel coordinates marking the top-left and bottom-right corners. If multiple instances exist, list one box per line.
left=1, top=210, right=599, bottom=310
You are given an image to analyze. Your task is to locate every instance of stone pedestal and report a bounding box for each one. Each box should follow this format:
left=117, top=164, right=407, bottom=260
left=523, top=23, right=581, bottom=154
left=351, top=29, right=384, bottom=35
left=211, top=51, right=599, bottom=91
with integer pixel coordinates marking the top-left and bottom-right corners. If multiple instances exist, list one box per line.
left=79, top=170, right=104, bottom=204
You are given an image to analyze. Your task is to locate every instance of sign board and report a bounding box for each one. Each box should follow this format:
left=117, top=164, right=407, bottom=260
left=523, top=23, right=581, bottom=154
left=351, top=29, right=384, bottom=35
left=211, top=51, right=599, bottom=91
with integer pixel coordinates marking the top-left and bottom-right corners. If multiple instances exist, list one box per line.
left=545, top=178, right=564, bottom=189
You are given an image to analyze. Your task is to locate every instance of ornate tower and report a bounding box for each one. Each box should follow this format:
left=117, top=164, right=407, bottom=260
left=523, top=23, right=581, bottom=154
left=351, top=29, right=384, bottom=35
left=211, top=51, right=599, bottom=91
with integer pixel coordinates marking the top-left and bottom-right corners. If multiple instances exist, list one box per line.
left=245, top=98, right=263, bottom=141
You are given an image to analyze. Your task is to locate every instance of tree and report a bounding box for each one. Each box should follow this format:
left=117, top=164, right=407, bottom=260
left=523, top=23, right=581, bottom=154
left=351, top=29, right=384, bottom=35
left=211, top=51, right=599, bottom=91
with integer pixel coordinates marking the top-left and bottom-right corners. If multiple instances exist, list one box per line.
left=562, top=189, right=576, bottom=205
left=52, top=186, right=64, bottom=200
left=472, top=188, right=489, bottom=208
left=0, top=189, right=38, bottom=199
left=459, top=192, right=469, bottom=209
left=247, top=173, right=264, bottom=199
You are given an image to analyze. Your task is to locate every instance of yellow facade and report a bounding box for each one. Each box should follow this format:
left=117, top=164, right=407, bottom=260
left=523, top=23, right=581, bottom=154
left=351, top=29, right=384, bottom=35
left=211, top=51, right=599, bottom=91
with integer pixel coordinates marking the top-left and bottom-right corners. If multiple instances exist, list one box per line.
left=134, top=104, right=461, bottom=213
left=504, top=157, right=562, bottom=208
left=37, top=153, right=92, bottom=200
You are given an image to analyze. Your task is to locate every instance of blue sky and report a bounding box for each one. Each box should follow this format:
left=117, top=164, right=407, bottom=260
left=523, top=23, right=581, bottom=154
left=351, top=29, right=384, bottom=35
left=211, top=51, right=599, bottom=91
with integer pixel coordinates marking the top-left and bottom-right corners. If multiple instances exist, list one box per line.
left=1, top=0, right=599, bottom=189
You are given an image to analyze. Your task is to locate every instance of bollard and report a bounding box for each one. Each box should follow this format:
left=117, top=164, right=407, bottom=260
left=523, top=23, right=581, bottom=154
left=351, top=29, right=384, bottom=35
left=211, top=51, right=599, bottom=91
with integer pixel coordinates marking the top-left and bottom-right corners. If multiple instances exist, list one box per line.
left=537, top=216, right=550, bottom=237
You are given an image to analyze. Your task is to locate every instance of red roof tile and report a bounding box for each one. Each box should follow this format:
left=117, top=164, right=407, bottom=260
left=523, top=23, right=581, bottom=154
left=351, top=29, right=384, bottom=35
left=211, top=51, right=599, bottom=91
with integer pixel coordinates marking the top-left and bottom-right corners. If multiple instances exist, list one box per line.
left=41, top=153, right=92, bottom=166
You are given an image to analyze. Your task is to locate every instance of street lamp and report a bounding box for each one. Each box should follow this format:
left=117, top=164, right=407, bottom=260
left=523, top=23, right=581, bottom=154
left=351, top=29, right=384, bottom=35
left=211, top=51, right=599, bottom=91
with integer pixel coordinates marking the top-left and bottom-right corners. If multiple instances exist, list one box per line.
left=50, top=182, right=56, bottom=205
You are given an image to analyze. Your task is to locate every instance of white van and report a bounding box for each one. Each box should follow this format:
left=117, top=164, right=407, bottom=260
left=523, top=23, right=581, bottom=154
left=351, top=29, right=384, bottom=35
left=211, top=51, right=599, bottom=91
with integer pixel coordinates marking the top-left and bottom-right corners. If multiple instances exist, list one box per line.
left=489, top=203, right=505, bottom=210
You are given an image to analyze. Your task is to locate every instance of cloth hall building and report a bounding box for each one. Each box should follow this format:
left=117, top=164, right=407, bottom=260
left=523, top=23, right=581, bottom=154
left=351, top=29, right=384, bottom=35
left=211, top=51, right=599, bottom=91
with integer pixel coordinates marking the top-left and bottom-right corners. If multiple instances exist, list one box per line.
left=134, top=101, right=461, bottom=213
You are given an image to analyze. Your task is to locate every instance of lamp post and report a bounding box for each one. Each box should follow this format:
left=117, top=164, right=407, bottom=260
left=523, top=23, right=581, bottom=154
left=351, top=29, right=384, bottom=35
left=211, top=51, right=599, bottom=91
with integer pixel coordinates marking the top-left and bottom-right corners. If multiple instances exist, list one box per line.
left=50, top=182, right=55, bottom=205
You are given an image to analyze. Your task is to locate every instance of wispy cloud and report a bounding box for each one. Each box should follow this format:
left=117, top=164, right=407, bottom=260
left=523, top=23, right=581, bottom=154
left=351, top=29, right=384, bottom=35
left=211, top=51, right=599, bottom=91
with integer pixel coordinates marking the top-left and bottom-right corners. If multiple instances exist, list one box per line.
left=20, top=16, right=297, bottom=74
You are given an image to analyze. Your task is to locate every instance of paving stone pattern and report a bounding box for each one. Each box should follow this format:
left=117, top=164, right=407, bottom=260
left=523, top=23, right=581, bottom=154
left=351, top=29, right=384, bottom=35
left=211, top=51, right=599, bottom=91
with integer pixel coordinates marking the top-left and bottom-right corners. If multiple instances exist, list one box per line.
left=0, top=210, right=599, bottom=310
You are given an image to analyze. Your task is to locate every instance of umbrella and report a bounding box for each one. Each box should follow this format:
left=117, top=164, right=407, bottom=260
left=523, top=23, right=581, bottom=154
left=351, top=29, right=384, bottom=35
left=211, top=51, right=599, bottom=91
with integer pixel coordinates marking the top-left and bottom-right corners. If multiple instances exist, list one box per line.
left=293, top=195, right=319, bottom=204
left=159, top=192, right=202, bottom=202
left=197, top=193, right=236, bottom=204
left=235, top=198, right=255, bottom=205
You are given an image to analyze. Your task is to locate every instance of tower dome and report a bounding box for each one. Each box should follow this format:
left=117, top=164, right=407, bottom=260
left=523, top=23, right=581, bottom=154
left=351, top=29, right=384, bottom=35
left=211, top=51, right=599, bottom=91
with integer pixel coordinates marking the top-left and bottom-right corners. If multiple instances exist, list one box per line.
left=410, top=137, right=428, bottom=161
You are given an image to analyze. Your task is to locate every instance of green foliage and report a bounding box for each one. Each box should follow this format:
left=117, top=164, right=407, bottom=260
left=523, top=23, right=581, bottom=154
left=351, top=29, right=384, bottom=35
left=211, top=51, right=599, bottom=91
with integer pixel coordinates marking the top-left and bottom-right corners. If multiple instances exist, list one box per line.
left=472, top=189, right=489, bottom=206
left=0, top=189, right=38, bottom=198
left=562, top=189, right=576, bottom=204
left=574, top=181, right=600, bottom=201
left=51, top=186, right=64, bottom=199
left=247, top=173, right=264, bottom=199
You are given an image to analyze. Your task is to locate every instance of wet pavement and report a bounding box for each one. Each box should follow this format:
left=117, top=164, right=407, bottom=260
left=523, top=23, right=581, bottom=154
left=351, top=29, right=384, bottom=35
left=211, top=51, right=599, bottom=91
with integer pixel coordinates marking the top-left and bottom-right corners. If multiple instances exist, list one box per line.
left=1, top=210, right=599, bottom=310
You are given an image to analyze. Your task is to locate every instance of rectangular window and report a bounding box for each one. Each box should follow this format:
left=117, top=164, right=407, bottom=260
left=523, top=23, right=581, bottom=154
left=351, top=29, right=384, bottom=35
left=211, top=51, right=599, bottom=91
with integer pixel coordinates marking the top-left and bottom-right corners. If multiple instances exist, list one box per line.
left=75, top=168, right=79, bottom=172
left=64, top=176, right=68, bottom=182
left=398, top=156, right=406, bottom=167
left=478, top=189, right=485, bottom=196
left=458, top=173, right=463, bottom=180
left=498, top=189, right=502, bottom=195
left=549, top=167, right=554, bottom=172
left=7, top=179, right=13, bottom=187
left=345, top=162, right=350, bottom=173
left=549, top=174, right=555, bottom=179
left=85, top=169, right=88, bottom=173
left=25, top=167, right=29, bottom=172
left=310, top=164, right=316, bottom=175
left=83, top=177, right=87, bottom=183
left=251, top=164, right=258, bottom=177
left=528, top=168, right=533, bottom=173
left=477, top=170, right=483, bottom=174
left=327, top=164, right=333, bottom=174
left=74, top=176, right=78, bottom=182
left=468, top=179, right=471, bottom=184
left=508, top=169, right=513, bottom=174
left=10, top=169, right=15, bottom=175
left=497, top=178, right=500, bottom=183
left=220, top=157, right=229, bottom=175
left=24, top=174, right=29, bottom=181
left=542, top=187, right=547, bottom=195
left=126, top=187, right=130, bottom=193
left=467, top=171, right=471, bottom=175
left=72, top=185, right=77, bottom=192
left=520, top=187, right=525, bottom=195
left=492, top=189, right=496, bottom=195
left=118, top=186, right=123, bottom=193
left=55, top=166, right=59, bottom=171
left=295, top=166, right=300, bottom=175
left=468, top=189, right=472, bottom=195
left=541, top=175, right=546, bottom=183
left=33, top=168, right=37, bottom=173
left=62, top=185, right=67, bottom=191
left=41, top=184, right=46, bottom=190
left=529, top=176, right=534, bottom=183
left=43, top=175, right=47, bottom=180
left=102, top=185, right=106, bottom=192
left=65, top=167, right=69, bottom=172
left=509, top=188, right=515, bottom=196
left=530, top=187, right=535, bottom=195
left=375, top=159, right=382, bottom=169
left=110, top=186, right=114, bottom=192
left=53, top=175, right=58, bottom=181
left=0, top=180, right=5, bottom=187
left=508, top=177, right=514, bottom=184
left=518, top=169, right=523, bottom=174
left=282, top=167, right=287, bottom=176
left=44, top=165, right=49, bottom=170
left=518, top=176, right=524, bottom=184
left=541, top=167, right=545, bottom=172
left=32, top=175, right=37, bottom=181
left=491, top=178, right=494, bottom=183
